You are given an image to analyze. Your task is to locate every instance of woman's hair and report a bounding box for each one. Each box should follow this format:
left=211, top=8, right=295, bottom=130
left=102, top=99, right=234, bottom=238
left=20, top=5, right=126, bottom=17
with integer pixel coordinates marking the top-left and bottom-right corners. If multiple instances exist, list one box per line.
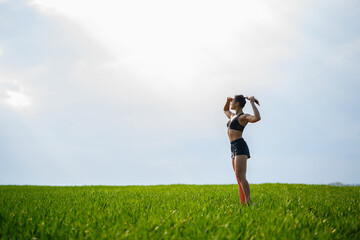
left=234, top=95, right=246, bottom=108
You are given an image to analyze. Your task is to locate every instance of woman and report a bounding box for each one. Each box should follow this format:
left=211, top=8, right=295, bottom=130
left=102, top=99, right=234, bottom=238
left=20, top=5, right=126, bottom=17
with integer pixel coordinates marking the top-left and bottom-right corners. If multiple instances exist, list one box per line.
left=223, top=95, right=261, bottom=205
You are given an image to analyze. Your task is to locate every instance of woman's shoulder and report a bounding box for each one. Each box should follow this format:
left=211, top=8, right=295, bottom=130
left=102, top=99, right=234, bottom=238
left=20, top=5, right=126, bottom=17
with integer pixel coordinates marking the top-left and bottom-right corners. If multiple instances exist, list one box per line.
left=238, top=113, right=251, bottom=122
left=239, top=113, right=250, bottom=118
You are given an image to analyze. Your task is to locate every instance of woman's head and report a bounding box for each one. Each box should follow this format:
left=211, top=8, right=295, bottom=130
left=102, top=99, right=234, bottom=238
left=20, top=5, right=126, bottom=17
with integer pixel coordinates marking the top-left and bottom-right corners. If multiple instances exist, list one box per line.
left=231, top=95, right=246, bottom=110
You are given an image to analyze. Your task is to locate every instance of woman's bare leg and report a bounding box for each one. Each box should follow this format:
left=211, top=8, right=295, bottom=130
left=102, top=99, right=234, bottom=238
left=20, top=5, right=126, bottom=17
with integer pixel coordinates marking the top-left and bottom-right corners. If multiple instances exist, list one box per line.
left=232, top=158, right=246, bottom=204
left=234, top=155, right=251, bottom=203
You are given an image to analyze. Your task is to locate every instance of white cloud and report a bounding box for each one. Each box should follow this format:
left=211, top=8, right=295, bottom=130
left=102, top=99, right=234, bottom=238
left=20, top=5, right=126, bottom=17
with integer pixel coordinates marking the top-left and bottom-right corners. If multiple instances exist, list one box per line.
left=0, top=79, right=31, bottom=108
left=6, top=90, right=31, bottom=107
left=31, top=0, right=302, bottom=95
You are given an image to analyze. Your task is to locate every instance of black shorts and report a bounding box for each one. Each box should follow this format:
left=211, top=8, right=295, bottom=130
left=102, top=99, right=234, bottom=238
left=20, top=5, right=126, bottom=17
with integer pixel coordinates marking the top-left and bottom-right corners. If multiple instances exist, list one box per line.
left=231, top=138, right=250, bottom=159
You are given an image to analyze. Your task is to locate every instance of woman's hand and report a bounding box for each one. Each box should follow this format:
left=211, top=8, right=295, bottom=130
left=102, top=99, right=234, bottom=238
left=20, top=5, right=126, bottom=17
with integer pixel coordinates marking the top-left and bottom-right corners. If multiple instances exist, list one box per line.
left=246, top=96, right=260, bottom=106
left=248, top=96, right=256, bottom=103
left=227, top=97, right=233, bottom=102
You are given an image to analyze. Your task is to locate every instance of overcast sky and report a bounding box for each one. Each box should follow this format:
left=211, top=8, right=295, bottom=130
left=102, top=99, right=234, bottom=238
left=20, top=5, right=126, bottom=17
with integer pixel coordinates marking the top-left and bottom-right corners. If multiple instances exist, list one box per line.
left=1, top=0, right=359, bottom=185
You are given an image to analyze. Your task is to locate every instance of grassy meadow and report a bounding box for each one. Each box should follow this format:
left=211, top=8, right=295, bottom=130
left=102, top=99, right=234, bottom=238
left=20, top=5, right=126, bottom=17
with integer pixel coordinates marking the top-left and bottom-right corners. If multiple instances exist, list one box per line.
left=0, top=184, right=359, bottom=239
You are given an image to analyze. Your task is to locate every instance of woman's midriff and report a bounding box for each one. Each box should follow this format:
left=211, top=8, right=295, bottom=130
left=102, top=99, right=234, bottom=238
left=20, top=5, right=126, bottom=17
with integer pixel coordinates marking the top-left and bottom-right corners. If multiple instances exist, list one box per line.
left=227, top=129, right=243, bottom=142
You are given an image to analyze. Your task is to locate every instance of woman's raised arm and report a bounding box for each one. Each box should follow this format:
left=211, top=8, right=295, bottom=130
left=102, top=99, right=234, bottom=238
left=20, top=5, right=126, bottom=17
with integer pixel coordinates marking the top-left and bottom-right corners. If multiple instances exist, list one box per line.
left=245, top=96, right=261, bottom=123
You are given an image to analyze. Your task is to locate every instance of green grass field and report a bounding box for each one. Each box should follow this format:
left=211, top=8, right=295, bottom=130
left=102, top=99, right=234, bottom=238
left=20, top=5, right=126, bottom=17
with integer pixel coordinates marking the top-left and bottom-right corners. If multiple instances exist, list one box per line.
left=1, top=184, right=359, bottom=239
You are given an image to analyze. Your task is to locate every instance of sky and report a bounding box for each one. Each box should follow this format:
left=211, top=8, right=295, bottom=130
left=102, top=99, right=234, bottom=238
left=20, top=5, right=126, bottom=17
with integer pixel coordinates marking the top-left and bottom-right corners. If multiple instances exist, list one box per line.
left=0, top=0, right=359, bottom=185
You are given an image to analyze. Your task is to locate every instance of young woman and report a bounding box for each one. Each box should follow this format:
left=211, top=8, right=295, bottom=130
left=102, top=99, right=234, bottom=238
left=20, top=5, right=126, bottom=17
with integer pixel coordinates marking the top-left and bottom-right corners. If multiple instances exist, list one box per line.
left=223, top=95, right=261, bottom=205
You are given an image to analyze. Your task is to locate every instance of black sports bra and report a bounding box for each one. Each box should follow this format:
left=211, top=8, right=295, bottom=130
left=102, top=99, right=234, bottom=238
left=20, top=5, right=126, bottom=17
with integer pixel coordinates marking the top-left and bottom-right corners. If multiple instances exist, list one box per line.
left=227, top=113, right=246, bottom=132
